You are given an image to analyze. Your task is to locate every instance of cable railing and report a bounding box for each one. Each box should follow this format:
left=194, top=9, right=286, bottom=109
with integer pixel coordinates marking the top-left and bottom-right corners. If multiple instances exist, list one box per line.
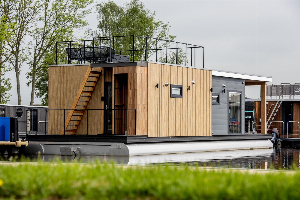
left=26, top=108, right=136, bottom=137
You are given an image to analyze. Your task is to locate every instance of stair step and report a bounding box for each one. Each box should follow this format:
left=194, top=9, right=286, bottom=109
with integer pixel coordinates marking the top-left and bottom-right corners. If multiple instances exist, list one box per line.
left=65, top=129, right=77, bottom=132
left=82, top=91, right=93, bottom=93
left=70, top=119, right=80, bottom=121
left=86, top=80, right=97, bottom=82
left=84, top=86, right=95, bottom=87
left=89, top=74, right=100, bottom=77
left=90, top=71, right=102, bottom=74
left=73, top=113, right=84, bottom=116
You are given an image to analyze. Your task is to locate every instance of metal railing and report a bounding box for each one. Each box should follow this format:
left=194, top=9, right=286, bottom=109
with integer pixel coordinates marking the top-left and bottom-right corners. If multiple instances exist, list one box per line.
left=286, top=121, right=300, bottom=139
left=55, top=35, right=205, bottom=68
left=47, top=108, right=136, bottom=136
left=267, top=84, right=300, bottom=99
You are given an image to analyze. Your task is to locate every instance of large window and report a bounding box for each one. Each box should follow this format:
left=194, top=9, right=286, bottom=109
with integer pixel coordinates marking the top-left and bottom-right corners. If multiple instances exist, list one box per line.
left=229, top=91, right=241, bottom=133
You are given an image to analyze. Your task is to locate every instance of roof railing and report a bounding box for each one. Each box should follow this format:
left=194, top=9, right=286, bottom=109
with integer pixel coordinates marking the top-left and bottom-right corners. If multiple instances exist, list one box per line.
left=55, top=35, right=204, bottom=68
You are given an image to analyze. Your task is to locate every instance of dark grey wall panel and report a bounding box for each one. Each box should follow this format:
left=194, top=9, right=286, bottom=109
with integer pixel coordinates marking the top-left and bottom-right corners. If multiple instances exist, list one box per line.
left=212, top=76, right=245, bottom=135
left=0, top=105, right=48, bottom=135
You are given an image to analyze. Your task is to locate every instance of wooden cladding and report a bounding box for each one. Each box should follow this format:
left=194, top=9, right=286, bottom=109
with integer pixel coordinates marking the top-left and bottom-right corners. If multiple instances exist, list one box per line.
left=112, top=66, right=147, bottom=135
left=147, top=63, right=212, bottom=137
left=48, top=63, right=212, bottom=137
left=48, top=65, right=106, bottom=135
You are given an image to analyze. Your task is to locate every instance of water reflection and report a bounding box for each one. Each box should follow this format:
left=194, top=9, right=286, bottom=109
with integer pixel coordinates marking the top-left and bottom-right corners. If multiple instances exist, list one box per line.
left=1, top=148, right=300, bottom=170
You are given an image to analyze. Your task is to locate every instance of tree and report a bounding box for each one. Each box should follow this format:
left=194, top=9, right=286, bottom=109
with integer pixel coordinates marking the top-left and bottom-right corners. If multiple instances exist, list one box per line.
left=96, top=0, right=176, bottom=61
left=2, top=0, right=40, bottom=105
left=0, top=10, right=13, bottom=103
left=26, top=0, right=93, bottom=105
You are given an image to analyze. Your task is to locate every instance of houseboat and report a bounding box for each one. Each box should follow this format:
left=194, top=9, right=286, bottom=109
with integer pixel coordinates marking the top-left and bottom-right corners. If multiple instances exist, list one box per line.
left=1, top=36, right=273, bottom=156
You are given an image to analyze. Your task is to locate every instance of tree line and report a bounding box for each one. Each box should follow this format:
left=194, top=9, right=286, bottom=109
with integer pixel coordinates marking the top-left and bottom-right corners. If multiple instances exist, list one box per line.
left=0, top=0, right=177, bottom=106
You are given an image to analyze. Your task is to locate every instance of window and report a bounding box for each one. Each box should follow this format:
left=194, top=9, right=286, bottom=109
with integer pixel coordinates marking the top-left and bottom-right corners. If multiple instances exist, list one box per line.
left=170, top=84, right=183, bottom=98
left=28, top=109, right=38, bottom=132
left=212, top=93, right=220, bottom=105
left=229, top=91, right=241, bottom=133
left=0, top=108, right=5, bottom=117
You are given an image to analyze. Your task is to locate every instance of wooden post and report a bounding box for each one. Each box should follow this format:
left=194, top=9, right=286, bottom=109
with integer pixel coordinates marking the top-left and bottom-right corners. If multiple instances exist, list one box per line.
left=261, top=82, right=267, bottom=134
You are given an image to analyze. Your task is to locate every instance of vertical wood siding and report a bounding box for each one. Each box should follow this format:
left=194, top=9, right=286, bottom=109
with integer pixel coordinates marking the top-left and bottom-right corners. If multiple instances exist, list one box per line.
left=147, top=63, right=212, bottom=137
left=49, top=63, right=212, bottom=137
left=48, top=65, right=105, bottom=135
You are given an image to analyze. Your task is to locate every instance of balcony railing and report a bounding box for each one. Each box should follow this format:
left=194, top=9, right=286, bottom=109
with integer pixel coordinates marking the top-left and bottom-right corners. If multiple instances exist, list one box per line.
left=267, top=84, right=300, bottom=99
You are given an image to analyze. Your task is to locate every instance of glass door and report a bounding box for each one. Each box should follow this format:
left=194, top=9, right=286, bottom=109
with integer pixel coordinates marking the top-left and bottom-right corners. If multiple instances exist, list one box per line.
left=229, top=91, right=241, bottom=133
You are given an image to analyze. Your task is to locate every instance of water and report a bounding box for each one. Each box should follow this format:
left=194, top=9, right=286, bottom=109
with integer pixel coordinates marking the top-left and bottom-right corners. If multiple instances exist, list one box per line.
left=1, top=148, right=299, bottom=170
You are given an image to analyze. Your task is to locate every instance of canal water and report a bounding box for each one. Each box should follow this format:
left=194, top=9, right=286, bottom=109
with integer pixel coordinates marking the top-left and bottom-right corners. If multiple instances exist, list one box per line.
left=1, top=148, right=299, bottom=170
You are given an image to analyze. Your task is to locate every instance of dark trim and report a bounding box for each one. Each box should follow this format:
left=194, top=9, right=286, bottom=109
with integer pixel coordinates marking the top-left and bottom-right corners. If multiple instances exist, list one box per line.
left=104, top=82, right=112, bottom=134
left=26, top=134, right=271, bottom=144
left=170, top=84, right=183, bottom=98
left=91, top=62, right=148, bottom=68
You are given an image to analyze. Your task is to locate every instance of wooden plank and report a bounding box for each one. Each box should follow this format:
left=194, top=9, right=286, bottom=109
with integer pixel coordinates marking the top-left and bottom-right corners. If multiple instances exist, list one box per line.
left=105, top=68, right=112, bottom=82
left=147, top=63, right=160, bottom=137
left=195, top=69, right=200, bottom=136
left=182, top=67, right=188, bottom=136
left=254, top=101, right=261, bottom=133
left=169, top=65, right=177, bottom=137
left=199, top=69, right=204, bottom=136
left=187, top=68, right=193, bottom=136
left=261, top=82, right=267, bottom=134
left=176, top=67, right=182, bottom=136
left=208, top=70, right=212, bottom=136
left=136, top=66, right=148, bottom=136
left=192, top=68, right=196, bottom=136
left=160, top=64, right=170, bottom=137
left=203, top=70, right=207, bottom=136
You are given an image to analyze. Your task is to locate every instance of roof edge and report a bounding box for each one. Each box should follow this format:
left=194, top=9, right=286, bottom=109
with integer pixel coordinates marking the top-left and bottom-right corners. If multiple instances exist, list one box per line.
left=212, top=70, right=272, bottom=82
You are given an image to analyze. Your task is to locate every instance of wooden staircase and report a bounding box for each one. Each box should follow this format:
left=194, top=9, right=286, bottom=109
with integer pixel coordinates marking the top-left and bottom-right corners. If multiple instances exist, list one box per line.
left=267, top=100, right=282, bottom=130
left=60, top=66, right=102, bottom=135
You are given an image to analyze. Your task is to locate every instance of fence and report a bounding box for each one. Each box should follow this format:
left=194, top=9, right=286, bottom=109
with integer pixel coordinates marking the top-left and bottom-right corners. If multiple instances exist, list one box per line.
left=267, top=84, right=300, bottom=99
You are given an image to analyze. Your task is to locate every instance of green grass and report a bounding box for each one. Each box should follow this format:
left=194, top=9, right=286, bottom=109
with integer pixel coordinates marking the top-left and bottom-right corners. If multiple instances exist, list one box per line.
left=0, top=160, right=299, bottom=200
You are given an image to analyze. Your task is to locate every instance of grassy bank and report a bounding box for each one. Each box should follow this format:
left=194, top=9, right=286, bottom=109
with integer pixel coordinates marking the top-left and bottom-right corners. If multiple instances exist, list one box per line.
left=0, top=161, right=299, bottom=199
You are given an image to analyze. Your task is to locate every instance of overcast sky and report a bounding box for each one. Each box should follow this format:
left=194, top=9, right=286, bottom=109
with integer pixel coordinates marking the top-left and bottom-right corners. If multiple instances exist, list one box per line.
left=7, top=0, right=300, bottom=104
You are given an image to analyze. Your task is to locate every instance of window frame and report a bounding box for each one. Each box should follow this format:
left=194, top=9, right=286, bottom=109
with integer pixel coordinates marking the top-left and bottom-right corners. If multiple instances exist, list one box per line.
left=212, top=93, right=220, bottom=105
left=170, top=84, right=183, bottom=98
left=29, top=109, right=38, bottom=132
left=228, top=90, right=242, bottom=134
